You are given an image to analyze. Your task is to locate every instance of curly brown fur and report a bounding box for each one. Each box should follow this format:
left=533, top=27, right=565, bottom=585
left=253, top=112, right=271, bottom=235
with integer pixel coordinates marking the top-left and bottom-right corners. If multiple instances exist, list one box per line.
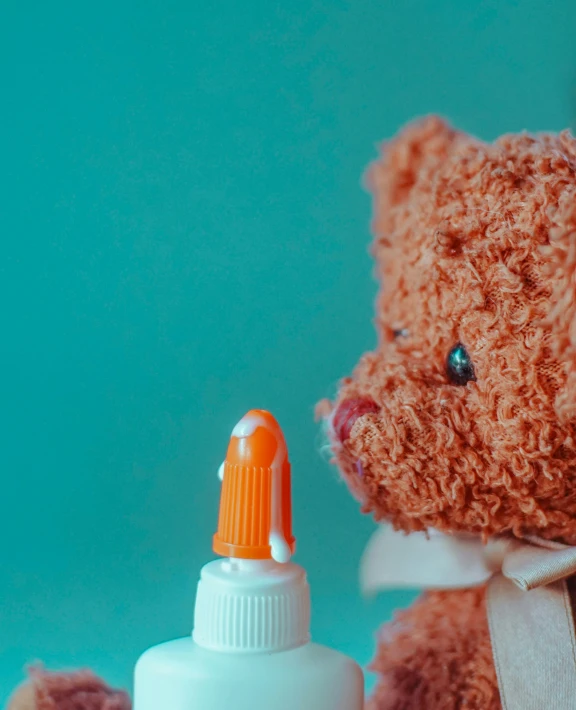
left=320, top=116, right=576, bottom=709
left=329, top=116, right=576, bottom=544
left=7, top=667, right=131, bottom=710
left=368, top=589, right=500, bottom=710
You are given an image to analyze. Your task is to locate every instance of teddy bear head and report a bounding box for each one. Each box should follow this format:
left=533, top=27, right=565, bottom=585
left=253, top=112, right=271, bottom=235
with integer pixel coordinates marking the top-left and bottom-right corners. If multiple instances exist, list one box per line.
left=325, top=116, right=576, bottom=544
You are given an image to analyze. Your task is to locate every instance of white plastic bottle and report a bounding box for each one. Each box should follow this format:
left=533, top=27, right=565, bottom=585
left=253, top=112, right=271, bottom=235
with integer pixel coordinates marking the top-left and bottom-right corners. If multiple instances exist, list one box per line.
left=134, top=409, right=364, bottom=710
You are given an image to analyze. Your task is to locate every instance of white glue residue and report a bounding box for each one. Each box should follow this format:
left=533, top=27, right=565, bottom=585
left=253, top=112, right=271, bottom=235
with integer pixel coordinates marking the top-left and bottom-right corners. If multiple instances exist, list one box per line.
left=231, top=413, right=266, bottom=438
left=217, top=462, right=225, bottom=481
left=232, top=411, right=291, bottom=563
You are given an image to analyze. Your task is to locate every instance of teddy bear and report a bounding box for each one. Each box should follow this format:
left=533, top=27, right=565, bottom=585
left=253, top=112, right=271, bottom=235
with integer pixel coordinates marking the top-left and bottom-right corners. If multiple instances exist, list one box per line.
left=321, top=115, right=576, bottom=709
left=6, top=667, right=131, bottom=710
left=9, top=117, right=576, bottom=710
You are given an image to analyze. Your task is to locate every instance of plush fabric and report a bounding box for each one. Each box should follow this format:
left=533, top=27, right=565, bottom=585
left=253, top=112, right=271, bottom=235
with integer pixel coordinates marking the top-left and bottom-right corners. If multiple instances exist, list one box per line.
left=323, top=116, right=576, bottom=709
left=7, top=668, right=131, bottom=710
left=368, top=588, right=499, bottom=710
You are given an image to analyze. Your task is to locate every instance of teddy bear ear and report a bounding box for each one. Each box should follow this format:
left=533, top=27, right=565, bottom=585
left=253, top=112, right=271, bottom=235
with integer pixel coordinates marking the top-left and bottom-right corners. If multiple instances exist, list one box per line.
left=543, top=175, right=576, bottom=421
left=365, top=115, right=462, bottom=238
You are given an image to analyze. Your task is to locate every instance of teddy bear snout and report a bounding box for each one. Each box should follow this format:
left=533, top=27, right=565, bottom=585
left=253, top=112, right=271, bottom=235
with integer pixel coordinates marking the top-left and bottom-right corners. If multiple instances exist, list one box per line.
left=331, top=397, right=380, bottom=444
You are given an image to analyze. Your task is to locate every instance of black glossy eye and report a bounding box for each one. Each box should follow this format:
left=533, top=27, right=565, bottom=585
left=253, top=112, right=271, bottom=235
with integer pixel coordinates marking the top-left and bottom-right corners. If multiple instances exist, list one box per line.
left=446, top=342, right=476, bottom=386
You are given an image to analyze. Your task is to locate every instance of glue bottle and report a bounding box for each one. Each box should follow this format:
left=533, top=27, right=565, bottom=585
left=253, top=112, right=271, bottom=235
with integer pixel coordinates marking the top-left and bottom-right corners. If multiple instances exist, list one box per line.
left=134, top=409, right=364, bottom=710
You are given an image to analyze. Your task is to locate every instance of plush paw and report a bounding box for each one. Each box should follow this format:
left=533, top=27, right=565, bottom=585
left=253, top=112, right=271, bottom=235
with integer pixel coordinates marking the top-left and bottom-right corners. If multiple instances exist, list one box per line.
left=6, top=667, right=131, bottom=710
left=369, top=588, right=499, bottom=710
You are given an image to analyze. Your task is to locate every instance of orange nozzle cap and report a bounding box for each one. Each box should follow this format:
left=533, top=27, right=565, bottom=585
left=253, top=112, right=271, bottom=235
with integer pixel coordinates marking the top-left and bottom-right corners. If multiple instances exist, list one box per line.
left=213, top=410, right=295, bottom=563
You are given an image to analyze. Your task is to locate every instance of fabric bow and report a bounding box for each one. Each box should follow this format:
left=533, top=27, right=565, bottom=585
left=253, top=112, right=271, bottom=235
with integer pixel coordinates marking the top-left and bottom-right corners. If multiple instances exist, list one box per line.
left=361, top=526, right=576, bottom=710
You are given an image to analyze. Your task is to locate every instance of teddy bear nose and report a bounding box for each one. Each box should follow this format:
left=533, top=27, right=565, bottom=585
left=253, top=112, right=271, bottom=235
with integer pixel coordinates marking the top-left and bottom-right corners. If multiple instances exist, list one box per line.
left=332, top=397, right=379, bottom=443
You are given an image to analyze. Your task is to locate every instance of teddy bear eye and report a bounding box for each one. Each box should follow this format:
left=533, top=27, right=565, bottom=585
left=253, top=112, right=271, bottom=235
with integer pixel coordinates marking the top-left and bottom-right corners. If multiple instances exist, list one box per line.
left=446, top=342, right=476, bottom=385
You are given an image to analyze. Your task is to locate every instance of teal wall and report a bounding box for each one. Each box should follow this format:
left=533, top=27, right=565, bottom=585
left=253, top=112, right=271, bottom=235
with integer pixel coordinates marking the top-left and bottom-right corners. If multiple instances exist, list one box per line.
left=2, top=0, right=576, bottom=699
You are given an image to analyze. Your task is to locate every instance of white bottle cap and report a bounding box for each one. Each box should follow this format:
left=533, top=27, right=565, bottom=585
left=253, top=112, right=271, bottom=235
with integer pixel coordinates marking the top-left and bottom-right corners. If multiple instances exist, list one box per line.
left=193, top=558, right=311, bottom=653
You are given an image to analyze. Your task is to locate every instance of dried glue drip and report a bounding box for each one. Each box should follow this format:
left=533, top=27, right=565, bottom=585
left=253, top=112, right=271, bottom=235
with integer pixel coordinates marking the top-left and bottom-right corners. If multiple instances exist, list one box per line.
left=212, top=409, right=295, bottom=564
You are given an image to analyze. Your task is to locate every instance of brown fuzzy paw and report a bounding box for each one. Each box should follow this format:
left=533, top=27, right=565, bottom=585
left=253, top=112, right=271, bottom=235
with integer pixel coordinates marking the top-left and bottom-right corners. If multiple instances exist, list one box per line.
left=7, top=667, right=131, bottom=710
left=368, top=588, right=500, bottom=710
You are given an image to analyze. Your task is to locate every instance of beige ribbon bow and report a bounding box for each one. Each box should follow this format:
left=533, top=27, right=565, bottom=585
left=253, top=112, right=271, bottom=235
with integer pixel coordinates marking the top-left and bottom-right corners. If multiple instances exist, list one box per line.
left=361, top=526, right=576, bottom=710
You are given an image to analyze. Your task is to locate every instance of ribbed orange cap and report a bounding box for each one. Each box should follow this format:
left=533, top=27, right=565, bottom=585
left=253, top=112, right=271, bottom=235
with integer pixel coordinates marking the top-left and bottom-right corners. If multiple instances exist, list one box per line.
left=213, top=410, right=295, bottom=562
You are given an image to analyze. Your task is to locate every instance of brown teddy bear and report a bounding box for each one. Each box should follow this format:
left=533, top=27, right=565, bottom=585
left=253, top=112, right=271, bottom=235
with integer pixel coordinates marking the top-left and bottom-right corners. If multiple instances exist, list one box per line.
left=322, top=116, right=576, bottom=710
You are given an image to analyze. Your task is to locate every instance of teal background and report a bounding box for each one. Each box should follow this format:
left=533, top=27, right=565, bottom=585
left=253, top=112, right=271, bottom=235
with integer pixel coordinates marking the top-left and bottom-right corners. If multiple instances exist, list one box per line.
left=2, top=0, right=576, bottom=701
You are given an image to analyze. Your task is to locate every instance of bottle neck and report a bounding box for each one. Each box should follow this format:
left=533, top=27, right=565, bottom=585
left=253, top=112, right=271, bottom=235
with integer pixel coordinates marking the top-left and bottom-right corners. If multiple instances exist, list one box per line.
left=193, top=558, right=311, bottom=654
